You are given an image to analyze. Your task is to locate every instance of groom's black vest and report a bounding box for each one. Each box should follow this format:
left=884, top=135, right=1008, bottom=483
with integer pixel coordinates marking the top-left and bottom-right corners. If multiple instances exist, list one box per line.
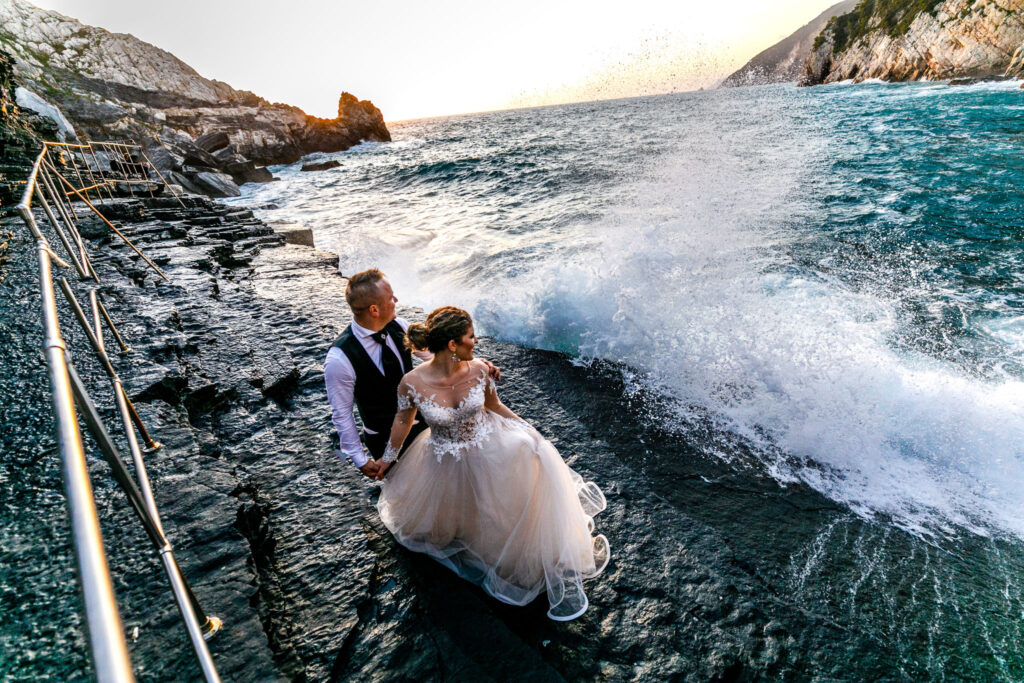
left=332, top=319, right=414, bottom=435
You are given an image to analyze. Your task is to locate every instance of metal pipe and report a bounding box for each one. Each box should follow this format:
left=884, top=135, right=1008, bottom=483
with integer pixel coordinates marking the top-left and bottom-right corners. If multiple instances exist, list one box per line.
left=67, top=148, right=89, bottom=203
left=64, top=363, right=221, bottom=683
left=39, top=165, right=94, bottom=279
left=37, top=170, right=98, bottom=282
left=35, top=185, right=89, bottom=278
left=123, top=394, right=161, bottom=453
left=139, top=145, right=186, bottom=208
left=116, top=146, right=135, bottom=197
left=19, top=206, right=135, bottom=683
left=89, top=146, right=117, bottom=201
left=39, top=165, right=79, bottom=245
left=78, top=148, right=103, bottom=202
left=89, top=290, right=105, bottom=350
left=43, top=159, right=169, bottom=282
left=96, top=294, right=133, bottom=355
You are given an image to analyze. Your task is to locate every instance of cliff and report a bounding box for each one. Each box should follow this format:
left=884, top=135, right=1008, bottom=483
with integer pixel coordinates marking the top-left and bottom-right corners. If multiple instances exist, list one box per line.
left=0, top=0, right=390, bottom=196
left=801, top=0, right=1024, bottom=85
left=723, top=0, right=858, bottom=86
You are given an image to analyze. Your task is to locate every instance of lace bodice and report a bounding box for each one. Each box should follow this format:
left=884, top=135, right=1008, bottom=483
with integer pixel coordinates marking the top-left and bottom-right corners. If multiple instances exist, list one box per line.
left=396, top=362, right=496, bottom=461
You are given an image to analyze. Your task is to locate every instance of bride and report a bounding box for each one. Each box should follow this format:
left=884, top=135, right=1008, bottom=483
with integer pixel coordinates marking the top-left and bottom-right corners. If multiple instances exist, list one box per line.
left=375, top=306, right=610, bottom=621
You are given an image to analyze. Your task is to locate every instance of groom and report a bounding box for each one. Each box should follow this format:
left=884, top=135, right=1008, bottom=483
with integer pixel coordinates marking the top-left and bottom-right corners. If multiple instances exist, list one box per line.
left=325, top=269, right=499, bottom=478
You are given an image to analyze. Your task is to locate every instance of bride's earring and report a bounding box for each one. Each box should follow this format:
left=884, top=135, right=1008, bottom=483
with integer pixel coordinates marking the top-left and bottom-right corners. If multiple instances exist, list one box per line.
left=451, top=351, right=459, bottom=362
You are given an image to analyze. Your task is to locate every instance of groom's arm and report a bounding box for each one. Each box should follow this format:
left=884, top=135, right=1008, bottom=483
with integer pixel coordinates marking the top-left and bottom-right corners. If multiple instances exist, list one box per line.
left=324, top=350, right=373, bottom=471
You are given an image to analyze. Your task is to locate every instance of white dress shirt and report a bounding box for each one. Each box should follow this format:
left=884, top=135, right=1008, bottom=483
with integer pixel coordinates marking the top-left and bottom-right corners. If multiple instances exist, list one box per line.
left=324, top=317, right=431, bottom=467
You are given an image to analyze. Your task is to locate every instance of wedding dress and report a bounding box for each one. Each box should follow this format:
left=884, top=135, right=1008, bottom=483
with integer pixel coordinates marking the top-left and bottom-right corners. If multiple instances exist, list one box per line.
left=376, top=360, right=610, bottom=621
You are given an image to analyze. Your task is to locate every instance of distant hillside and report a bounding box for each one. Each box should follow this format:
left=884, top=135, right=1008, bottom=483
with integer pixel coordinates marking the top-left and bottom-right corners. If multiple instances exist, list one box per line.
left=723, top=0, right=858, bottom=86
left=0, top=0, right=390, bottom=196
left=802, top=0, right=1024, bottom=85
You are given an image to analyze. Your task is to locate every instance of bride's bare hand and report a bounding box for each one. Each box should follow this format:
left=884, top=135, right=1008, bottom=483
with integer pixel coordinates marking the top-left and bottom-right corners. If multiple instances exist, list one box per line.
left=375, top=461, right=392, bottom=480
left=481, top=359, right=501, bottom=382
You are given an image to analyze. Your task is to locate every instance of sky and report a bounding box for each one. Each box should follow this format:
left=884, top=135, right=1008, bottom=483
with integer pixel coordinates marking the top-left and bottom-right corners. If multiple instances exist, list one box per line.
left=29, top=0, right=841, bottom=121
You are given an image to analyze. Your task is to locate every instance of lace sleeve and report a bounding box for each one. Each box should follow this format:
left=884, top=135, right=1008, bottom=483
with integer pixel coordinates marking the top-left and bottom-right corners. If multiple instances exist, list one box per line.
left=397, top=392, right=412, bottom=411
left=396, top=381, right=415, bottom=412
left=382, top=440, right=401, bottom=463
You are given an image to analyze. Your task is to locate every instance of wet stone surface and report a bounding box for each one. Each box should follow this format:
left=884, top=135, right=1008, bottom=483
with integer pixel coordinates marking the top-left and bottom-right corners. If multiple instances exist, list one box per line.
left=2, top=194, right=1021, bottom=681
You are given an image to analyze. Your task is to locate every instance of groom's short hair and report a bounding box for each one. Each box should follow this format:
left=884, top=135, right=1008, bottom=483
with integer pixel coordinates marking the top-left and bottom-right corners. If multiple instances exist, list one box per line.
left=346, top=269, right=386, bottom=312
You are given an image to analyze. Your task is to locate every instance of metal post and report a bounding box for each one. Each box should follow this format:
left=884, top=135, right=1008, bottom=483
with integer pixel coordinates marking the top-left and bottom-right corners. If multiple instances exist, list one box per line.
left=64, top=365, right=222, bottom=681
left=59, top=287, right=222, bottom=681
left=43, top=159, right=169, bottom=282
left=39, top=165, right=95, bottom=279
left=78, top=148, right=103, bottom=204
left=125, top=143, right=153, bottom=198
left=96, top=294, right=133, bottom=355
left=60, top=280, right=162, bottom=455
left=90, top=146, right=117, bottom=201
left=37, top=170, right=99, bottom=282
left=67, top=148, right=90, bottom=203
left=116, top=146, right=135, bottom=197
left=18, top=202, right=135, bottom=683
left=35, top=184, right=89, bottom=279
left=139, top=145, right=186, bottom=208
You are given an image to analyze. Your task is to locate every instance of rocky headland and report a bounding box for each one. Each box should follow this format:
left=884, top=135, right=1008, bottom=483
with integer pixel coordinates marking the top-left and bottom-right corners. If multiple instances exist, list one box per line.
left=0, top=0, right=390, bottom=199
left=723, top=0, right=1024, bottom=88
left=722, top=0, right=858, bottom=86
left=802, top=0, right=1024, bottom=85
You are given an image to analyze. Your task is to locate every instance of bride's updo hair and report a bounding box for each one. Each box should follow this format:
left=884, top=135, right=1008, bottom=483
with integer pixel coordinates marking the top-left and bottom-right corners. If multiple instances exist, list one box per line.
left=406, top=306, right=473, bottom=353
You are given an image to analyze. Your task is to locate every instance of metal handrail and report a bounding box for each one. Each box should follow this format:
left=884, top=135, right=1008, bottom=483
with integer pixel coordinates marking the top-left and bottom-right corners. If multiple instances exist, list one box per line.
left=16, top=141, right=222, bottom=682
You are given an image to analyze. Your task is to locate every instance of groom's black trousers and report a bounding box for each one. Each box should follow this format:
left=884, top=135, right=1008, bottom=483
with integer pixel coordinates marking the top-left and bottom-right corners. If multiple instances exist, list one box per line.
left=362, top=418, right=428, bottom=461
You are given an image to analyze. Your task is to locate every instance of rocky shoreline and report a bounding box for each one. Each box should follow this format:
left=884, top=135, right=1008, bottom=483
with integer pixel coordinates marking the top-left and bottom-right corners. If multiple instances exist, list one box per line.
left=1, top=187, right=955, bottom=680
left=0, top=0, right=391, bottom=202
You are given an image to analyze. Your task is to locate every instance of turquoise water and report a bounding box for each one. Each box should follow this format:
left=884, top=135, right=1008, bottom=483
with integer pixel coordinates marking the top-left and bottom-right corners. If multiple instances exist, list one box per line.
left=228, top=81, right=1024, bottom=678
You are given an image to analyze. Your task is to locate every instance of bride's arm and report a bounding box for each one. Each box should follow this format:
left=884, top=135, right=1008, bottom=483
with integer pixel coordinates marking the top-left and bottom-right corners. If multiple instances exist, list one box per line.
left=482, top=369, right=521, bottom=421
left=376, top=382, right=417, bottom=479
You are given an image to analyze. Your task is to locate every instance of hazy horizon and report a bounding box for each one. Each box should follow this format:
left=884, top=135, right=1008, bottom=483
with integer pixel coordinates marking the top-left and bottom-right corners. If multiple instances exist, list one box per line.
left=24, top=0, right=840, bottom=121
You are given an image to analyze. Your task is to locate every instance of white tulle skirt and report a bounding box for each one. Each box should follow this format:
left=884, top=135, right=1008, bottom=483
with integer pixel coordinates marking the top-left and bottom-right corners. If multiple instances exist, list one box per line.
left=377, top=412, right=609, bottom=620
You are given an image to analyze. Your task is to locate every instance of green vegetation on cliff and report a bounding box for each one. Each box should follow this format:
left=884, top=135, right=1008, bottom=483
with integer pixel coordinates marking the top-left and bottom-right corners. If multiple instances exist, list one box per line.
left=815, top=0, right=946, bottom=53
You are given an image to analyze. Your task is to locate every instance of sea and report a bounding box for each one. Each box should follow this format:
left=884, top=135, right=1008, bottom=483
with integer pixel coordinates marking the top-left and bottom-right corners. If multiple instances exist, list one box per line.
left=226, top=80, right=1024, bottom=679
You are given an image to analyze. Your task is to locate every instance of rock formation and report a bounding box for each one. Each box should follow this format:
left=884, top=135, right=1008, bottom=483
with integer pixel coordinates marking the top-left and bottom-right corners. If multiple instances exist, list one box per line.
left=801, top=0, right=1024, bottom=85
left=0, top=44, right=55, bottom=208
left=0, top=0, right=390, bottom=196
left=723, top=0, right=858, bottom=86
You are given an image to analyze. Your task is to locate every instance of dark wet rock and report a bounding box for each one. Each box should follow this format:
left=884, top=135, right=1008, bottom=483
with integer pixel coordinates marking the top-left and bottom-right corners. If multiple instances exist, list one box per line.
left=195, top=131, right=231, bottom=154
left=146, top=144, right=184, bottom=175
left=0, top=46, right=42, bottom=210
left=192, top=172, right=241, bottom=198
left=948, top=75, right=1012, bottom=86
left=182, top=144, right=221, bottom=170
left=301, top=160, right=341, bottom=172
left=224, top=159, right=276, bottom=185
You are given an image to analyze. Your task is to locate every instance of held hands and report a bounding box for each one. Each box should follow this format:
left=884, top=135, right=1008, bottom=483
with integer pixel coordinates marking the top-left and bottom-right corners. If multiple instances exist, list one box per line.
left=358, top=459, right=381, bottom=478
left=358, top=458, right=392, bottom=480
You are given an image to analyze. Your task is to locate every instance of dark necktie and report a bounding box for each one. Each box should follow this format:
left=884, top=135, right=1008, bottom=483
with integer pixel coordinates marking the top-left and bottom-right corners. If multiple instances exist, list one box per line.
left=370, top=329, right=403, bottom=381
